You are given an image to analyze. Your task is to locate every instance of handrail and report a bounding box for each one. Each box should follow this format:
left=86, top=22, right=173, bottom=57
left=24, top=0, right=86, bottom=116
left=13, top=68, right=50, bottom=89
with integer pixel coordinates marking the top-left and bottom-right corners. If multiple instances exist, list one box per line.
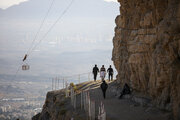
left=51, top=71, right=117, bottom=90
left=51, top=72, right=92, bottom=90
left=63, top=72, right=92, bottom=78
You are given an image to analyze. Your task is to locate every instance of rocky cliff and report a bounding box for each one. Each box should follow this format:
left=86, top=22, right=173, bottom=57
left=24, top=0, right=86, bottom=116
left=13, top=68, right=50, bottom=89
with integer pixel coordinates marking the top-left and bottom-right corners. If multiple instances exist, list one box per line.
left=112, top=0, right=180, bottom=119
left=32, top=90, right=79, bottom=120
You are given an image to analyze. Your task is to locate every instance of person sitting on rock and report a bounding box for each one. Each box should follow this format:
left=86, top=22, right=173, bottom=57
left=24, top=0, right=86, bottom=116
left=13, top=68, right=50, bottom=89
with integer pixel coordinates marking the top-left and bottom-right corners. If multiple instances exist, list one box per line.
left=119, top=83, right=131, bottom=99
left=100, top=65, right=106, bottom=81
left=101, top=80, right=108, bottom=99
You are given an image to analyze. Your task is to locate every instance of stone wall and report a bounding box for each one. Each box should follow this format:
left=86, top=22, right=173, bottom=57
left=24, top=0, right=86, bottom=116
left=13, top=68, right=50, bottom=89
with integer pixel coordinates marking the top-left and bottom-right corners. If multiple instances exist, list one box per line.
left=112, top=0, right=180, bottom=119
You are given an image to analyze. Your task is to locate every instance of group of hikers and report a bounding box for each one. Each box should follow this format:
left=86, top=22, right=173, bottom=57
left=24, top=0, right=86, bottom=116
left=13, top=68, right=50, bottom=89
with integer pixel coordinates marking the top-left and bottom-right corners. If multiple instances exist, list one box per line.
left=92, top=64, right=131, bottom=99
left=92, top=64, right=113, bottom=99
left=92, top=64, right=114, bottom=82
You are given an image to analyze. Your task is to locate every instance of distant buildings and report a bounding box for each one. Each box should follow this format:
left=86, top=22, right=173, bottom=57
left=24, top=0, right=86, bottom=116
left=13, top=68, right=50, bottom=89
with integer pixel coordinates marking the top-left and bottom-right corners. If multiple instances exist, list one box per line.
left=0, top=105, right=12, bottom=112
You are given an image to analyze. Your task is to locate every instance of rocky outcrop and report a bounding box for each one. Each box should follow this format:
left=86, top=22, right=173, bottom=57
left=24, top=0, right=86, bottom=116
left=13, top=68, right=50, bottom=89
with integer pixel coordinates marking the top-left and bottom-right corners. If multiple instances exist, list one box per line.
left=32, top=90, right=75, bottom=120
left=112, top=0, right=180, bottom=119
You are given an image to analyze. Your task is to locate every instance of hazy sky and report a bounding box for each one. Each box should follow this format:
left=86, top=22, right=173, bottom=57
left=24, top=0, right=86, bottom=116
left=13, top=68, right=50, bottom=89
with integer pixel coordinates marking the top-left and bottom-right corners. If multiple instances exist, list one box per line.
left=0, top=0, right=29, bottom=9
left=0, top=0, right=119, bottom=78
left=0, top=0, right=118, bottom=9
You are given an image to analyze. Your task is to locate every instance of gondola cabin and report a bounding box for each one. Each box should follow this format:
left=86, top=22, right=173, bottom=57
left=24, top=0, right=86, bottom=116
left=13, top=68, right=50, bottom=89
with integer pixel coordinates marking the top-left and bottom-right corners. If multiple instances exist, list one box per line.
left=22, top=64, right=30, bottom=70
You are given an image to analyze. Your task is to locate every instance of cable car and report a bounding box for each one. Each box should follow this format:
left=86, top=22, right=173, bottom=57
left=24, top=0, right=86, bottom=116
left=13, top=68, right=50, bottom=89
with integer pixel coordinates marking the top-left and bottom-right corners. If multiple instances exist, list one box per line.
left=22, top=64, right=30, bottom=70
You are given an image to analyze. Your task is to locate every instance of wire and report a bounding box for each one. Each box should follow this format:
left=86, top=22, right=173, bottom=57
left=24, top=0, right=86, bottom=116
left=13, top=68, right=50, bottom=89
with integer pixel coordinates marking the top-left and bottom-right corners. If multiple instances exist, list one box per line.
left=27, top=0, right=56, bottom=55
left=12, top=61, right=24, bottom=81
left=15, top=0, right=75, bottom=78
left=28, top=0, right=75, bottom=56
left=13, top=0, right=55, bottom=78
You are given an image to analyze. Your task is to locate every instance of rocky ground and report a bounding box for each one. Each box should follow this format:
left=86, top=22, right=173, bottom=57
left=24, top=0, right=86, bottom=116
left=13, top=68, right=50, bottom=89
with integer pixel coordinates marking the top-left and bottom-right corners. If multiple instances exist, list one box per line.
left=33, top=80, right=175, bottom=120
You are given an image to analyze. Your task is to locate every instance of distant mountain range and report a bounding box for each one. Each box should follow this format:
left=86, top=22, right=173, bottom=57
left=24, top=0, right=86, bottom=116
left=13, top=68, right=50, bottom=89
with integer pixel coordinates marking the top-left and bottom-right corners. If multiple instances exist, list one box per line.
left=0, top=0, right=119, bottom=20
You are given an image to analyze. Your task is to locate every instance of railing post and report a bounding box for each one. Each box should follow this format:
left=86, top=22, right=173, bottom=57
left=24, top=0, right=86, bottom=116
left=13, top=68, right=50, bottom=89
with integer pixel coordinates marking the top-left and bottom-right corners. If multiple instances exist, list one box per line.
left=56, top=77, right=58, bottom=90
left=74, top=93, right=76, bottom=109
left=55, top=77, right=57, bottom=90
left=59, top=78, right=60, bottom=89
left=81, top=91, right=83, bottom=109
left=78, top=74, right=80, bottom=84
left=51, top=72, right=92, bottom=91
left=52, top=78, right=53, bottom=90
left=63, top=78, right=65, bottom=89
left=88, top=73, right=90, bottom=81
left=55, top=77, right=56, bottom=90
left=65, top=81, right=69, bottom=97
left=57, top=77, right=58, bottom=89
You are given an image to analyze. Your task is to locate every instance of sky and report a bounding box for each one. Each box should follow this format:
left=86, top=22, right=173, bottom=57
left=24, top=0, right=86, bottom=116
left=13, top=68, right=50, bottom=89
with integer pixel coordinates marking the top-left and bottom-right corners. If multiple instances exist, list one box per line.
left=0, top=0, right=119, bottom=79
left=0, top=0, right=118, bottom=9
left=0, top=0, right=28, bottom=9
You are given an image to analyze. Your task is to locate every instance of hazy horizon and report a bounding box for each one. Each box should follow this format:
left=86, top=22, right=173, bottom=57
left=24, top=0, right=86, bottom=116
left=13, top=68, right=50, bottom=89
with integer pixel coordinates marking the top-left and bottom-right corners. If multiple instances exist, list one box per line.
left=0, top=1, right=119, bottom=119
left=0, top=0, right=119, bottom=78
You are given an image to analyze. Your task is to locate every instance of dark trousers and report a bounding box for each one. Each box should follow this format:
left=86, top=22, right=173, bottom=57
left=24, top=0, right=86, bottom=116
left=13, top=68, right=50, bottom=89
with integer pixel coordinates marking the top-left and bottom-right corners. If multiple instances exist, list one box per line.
left=108, top=73, right=113, bottom=81
left=93, top=73, right=97, bottom=81
left=102, top=90, right=106, bottom=99
left=119, top=88, right=131, bottom=99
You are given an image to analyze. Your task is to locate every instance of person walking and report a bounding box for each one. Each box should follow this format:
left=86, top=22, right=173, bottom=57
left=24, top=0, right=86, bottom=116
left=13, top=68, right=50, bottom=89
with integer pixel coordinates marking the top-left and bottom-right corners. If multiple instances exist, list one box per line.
left=92, top=64, right=99, bottom=81
left=107, top=65, right=114, bottom=81
left=100, top=65, right=106, bottom=81
left=101, top=80, right=108, bottom=99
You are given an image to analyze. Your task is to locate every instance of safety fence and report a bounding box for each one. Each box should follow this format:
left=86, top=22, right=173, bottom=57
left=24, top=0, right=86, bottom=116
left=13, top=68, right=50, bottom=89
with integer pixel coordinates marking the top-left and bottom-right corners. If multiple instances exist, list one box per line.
left=81, top=89, right=95, bottom=120
left=51, top=71, right=117, bottom=90
left=69, top=86, right=106, bottom=120
left=98, top=102, right=106, bottom=120
left=51, top=72, right=92, bottom=90
left=51, top=71, right=117, bottom=119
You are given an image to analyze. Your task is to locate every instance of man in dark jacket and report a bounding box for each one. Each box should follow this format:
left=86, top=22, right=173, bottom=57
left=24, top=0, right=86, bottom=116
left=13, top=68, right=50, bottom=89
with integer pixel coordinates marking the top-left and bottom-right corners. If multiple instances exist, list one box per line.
left=107, top=65, right=113, bottom=81
left=92, top=64, right=99, bottom=81
left=101, top=80, right=108, bottom=99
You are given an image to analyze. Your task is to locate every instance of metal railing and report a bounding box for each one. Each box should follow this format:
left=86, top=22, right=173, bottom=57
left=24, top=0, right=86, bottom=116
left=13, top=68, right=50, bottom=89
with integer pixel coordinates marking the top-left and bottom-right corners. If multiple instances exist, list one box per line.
left=51, top=72, right=92, bottom=90
left=51, top=71, right=117, bottom=90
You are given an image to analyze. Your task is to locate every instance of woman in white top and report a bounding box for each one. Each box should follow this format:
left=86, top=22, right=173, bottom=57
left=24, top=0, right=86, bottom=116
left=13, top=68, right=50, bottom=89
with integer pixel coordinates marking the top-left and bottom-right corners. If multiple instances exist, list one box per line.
left=100, top=65, right=106, bottom=81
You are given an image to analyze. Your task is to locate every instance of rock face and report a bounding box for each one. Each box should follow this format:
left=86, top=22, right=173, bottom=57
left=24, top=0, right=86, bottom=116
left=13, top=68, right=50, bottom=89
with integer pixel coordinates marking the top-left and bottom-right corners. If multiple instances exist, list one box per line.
left=32, top=90, right=74, bottom=120
left=112, top=0, right=180, bottom=119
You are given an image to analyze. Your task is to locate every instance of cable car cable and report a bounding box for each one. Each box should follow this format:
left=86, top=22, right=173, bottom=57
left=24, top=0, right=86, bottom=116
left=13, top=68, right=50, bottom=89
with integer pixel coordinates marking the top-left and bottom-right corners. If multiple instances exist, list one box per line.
left=14, top=0, right=56, bottom=77
left=28, top=0, right=75, bottom=56
left=17, top=0, right=75, bottom=78
left=24, top=0, right=56, bottom=60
